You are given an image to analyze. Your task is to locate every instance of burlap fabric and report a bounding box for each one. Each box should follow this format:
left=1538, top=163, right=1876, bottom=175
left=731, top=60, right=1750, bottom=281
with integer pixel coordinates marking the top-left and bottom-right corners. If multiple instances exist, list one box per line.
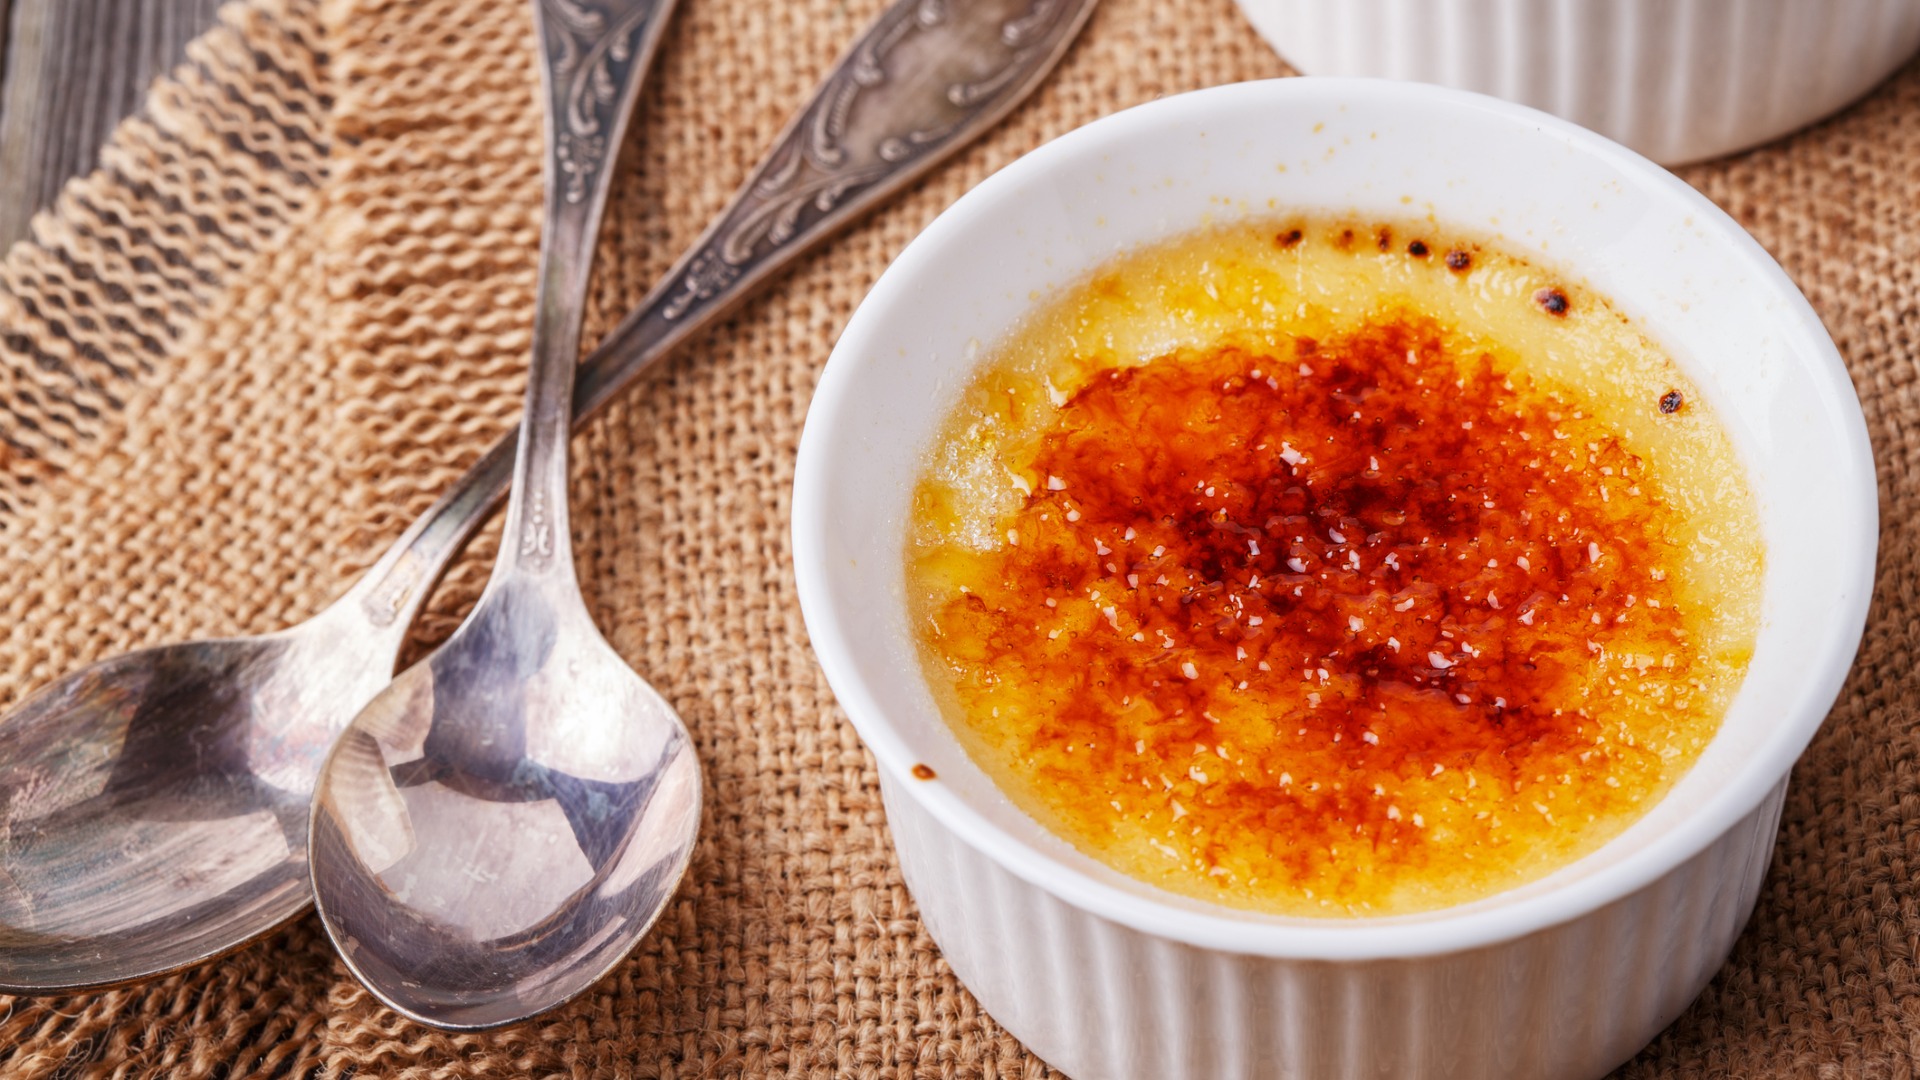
left=0, top=0, right=1914, bottom=1074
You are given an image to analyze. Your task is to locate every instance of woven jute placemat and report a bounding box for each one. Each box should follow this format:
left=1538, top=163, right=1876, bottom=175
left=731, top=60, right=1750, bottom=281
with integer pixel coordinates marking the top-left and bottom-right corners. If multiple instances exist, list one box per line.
left=0, top=0, right=1915, bottom=1075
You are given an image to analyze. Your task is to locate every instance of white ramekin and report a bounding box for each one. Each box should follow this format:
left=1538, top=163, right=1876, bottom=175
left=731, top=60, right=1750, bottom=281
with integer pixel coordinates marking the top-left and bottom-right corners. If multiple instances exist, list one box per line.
left=792, top=79, right=1876, bottom=1080
left=1232, top=0, right=1920, bottom=165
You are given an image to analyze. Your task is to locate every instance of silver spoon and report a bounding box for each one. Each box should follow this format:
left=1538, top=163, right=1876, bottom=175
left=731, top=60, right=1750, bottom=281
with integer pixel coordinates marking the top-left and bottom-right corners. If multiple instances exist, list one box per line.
left=0, top=0, right=1098, bottom=996
left=305, top=0, right=685, bottom=1029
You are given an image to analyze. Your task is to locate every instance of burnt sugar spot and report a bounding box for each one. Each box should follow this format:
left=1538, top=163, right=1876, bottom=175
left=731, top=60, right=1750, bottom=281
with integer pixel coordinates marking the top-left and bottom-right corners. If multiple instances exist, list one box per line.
left=1660, top=389, right=1684, bottom=414
left=1445, top=249, right=1473, bottom=271
left=1407, top=240, right=1429, bottom=257
left=1534, top=288, right=1570, bottom=316
left=1277, top=228, right=1304, bottom=248
left=911, top=763, right=938, bottom=780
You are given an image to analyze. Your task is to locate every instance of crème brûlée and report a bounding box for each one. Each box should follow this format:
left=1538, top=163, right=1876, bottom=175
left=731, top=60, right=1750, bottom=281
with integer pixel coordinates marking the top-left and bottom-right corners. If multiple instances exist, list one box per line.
left=904, top=217, right=1762, bottom=917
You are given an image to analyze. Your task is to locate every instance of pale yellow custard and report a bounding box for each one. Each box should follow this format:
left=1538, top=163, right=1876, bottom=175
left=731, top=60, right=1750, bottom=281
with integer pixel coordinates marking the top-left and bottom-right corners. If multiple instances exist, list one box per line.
left=905, top=218, right=1763, bottom=917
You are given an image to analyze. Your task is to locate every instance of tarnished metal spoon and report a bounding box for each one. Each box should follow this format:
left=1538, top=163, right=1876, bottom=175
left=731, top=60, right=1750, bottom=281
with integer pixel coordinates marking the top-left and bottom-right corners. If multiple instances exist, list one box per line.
left=305, top=0, right=688, bottom=1029
left=0, top=0, right=1098, bottom=995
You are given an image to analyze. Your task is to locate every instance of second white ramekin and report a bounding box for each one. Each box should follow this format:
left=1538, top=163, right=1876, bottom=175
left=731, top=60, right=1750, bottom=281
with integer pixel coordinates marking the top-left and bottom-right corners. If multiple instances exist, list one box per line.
left=1233, top=0, right=1920, bottom=164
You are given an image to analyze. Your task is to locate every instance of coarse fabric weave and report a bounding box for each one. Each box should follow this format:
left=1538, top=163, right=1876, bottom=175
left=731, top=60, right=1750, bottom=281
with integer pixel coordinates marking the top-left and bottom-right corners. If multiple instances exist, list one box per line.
left=0, top=0, right=1916, bottom=1075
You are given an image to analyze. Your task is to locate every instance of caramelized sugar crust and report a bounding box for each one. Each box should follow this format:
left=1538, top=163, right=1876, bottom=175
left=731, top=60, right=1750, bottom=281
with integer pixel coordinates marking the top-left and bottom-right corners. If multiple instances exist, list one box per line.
left=909, top=221, right=1759, bottom=916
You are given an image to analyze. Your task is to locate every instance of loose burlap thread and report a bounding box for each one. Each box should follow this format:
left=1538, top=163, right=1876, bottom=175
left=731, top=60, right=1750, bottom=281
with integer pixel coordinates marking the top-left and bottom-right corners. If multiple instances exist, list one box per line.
left=0, top=0, right=1916, bottom=1075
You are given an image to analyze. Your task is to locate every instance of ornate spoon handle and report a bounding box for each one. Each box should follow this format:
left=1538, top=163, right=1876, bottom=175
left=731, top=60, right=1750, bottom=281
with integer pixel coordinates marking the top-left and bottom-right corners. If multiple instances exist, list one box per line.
left=504, top=0, right=667, bottom=582
left=345, top=0, right=1097, bottom=633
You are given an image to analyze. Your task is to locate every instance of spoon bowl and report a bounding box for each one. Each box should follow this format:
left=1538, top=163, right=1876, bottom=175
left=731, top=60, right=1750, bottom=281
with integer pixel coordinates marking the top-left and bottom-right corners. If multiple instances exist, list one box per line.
left=309, top=579, right=699, bottom=1028
left=0, top=603, right=391, bottom=990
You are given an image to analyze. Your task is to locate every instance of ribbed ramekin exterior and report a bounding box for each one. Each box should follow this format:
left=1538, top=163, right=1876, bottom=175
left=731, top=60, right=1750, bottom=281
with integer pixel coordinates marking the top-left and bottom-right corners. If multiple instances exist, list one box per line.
left=885, top=773, right=1788, bottom=1080
left=1234, top=0, right=1920, bottom=164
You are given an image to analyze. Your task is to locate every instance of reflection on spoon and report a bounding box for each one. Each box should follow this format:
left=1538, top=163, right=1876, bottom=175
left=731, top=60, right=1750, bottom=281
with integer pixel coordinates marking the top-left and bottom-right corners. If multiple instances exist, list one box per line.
left=312, top=583, right=700, bottom=1026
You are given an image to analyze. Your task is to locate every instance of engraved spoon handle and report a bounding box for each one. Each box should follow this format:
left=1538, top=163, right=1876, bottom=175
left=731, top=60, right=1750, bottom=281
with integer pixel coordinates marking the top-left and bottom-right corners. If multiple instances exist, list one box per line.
left=500, top=0, right=670, bottom=582
left=346, top=0, right=1098, bottom=632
